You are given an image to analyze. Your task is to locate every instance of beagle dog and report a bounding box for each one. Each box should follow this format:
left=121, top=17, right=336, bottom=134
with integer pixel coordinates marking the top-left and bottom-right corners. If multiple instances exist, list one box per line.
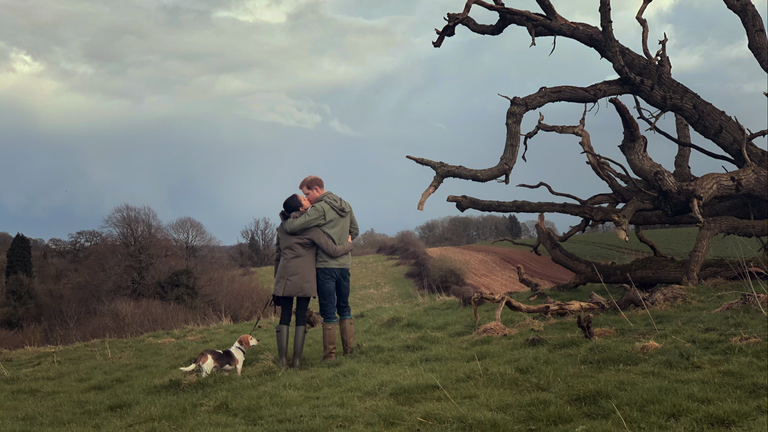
left=179, top=334, right=259, bottom=377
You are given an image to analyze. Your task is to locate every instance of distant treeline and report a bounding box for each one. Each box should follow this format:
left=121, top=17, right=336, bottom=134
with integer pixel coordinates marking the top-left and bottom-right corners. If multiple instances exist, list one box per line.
left=0, top=204, right=279, bottom=350
left=350, top=214, right=695, bottom=255
left=348, top=214, right=558, bottom=256
left=413, top=214, right=559, bottom=248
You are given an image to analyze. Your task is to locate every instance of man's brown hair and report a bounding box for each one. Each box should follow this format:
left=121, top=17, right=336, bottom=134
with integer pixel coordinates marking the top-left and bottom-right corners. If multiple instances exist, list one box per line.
left=299, top=175, right=324, bottom=191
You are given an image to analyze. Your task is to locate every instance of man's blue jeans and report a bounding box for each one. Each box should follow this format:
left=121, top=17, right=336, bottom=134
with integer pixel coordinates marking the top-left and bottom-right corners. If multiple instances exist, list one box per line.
left=316, top=268, right=351, bottom=324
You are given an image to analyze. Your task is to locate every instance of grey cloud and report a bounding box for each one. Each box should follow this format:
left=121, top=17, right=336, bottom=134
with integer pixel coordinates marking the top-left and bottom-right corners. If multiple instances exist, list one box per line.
left=1, top=1, right=416, bottom=99
left=0, top=1, right=765, bottom=243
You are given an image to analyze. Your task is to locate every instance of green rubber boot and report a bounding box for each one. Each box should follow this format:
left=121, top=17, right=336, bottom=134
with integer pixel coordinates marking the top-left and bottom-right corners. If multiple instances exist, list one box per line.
left=276, top=325, right=289, bottom=368
left=292, top=326, right=306, bottom=369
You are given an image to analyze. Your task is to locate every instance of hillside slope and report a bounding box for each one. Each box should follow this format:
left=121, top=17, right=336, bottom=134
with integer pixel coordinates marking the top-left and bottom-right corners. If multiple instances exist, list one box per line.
left=427, top=245, right=574, bottom=294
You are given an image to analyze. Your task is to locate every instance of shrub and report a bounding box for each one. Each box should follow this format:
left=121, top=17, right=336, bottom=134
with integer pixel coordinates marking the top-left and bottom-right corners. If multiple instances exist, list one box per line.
left=377, top=230, right=427, bottom=262
left=377, top=232, right=468, bottom=295
left=0, top=259, right=271, bottom=349
left=0, top=274, right=40, bottom=330
left=425, top=256, right=468, bottom=294
left=154, top=268, right=198, bottom=305
left=195, top=267, right=271, bottom=323
left=352, top=229, right=390, bottom=256
left=92, top=298, right=201, bottom=339
left=450, top=285, right=477, bottom=306
left=405, top=255, right=468, bottom=295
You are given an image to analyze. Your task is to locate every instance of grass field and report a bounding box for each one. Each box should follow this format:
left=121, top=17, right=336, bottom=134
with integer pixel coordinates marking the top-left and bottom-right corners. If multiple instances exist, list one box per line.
left=1, top=237, right=766, bottom=431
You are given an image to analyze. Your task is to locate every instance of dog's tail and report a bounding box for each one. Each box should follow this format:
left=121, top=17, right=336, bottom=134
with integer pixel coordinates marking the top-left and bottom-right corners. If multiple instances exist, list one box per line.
left=179, top=363, right=197, bottom=372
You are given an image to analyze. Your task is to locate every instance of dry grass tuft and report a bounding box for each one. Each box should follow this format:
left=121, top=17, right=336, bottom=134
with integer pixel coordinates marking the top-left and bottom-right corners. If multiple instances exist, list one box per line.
left=636, top=340, right=662, bottom=354
left=648, top=285, right=688, bottom=309
left=475, top=321, right=517, bottom=337
left=178, top=374, right=198, bottom=392
left=156, top=338, right=176, bottom=344
left=730, top=335, right=763, bottom=345
left=513, top=317, right=545, bottom=332
left=258, top=350, right=276, bottom=365
left=185, top=335, right=204, bottom=341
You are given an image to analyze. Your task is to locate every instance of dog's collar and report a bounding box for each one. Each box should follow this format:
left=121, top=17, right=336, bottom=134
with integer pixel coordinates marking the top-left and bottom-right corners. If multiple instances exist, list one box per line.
left=235, top=345, right=247, bottom=355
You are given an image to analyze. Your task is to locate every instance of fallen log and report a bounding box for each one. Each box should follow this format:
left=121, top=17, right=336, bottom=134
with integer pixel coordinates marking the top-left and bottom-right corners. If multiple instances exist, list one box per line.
left=471, top=284, right=688, bottom=319
left=471, top=292, right=609, bottom=319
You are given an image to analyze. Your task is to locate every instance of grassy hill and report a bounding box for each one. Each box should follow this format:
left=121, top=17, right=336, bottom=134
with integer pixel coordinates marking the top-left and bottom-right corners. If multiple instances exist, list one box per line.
left=1, top=235, right=766, bottom=431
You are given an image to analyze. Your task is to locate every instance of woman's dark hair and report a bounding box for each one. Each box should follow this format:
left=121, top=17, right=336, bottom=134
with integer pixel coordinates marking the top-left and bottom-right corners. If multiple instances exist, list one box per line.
left=280, top=194, right=303, bottom=220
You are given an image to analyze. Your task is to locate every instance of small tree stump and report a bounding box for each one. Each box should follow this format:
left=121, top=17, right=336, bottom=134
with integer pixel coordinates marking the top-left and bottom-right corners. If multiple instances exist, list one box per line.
left=526, top=336, right=545, bottom=346
left=577, top=314, right=595, bottom=340
left=616, top=284, right=645, bottom=309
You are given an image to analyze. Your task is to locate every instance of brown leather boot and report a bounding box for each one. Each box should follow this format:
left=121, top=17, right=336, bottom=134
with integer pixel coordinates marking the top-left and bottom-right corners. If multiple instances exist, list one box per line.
left=339, top=319, right=355, bottom=355
left=322, top=323, right=337, bottom=361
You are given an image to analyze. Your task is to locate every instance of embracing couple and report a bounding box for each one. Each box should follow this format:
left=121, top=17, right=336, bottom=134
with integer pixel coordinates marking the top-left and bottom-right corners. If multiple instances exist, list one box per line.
left=272, top=175, right=359, bottom=370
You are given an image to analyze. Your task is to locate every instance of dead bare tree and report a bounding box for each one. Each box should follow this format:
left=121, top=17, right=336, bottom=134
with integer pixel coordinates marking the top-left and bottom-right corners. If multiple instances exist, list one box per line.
left=410, top=0, right=767, bottom=288
left=166, top=217, right=221, bottom=267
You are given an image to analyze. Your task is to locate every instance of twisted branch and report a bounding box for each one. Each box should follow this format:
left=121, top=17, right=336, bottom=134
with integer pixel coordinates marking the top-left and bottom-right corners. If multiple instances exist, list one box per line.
left=632, top=96, right=737, bottom=165
left=516, top=182, right=585, bottom=204
left=723, top=0, right=768, bottom=73
left=636, top=0, right=654, bottom=61
left=409, top=80, right=629, bottom=209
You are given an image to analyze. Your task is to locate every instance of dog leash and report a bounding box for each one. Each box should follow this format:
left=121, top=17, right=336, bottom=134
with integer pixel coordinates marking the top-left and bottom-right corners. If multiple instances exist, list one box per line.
left=249, top=296, right=276, bottom=336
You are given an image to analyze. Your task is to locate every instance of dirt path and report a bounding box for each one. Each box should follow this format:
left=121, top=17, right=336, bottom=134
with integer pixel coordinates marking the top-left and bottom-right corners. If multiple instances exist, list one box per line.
left=427, top=245, right=575, bottom=295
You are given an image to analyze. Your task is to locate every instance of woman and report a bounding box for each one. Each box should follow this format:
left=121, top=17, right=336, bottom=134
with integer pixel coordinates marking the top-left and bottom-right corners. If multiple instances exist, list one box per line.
left=273, top=194, right=353, bottom=369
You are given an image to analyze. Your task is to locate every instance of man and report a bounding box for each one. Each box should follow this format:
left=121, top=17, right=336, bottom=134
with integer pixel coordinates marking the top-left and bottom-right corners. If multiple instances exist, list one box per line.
left=282, top=175, right=359, bottom=360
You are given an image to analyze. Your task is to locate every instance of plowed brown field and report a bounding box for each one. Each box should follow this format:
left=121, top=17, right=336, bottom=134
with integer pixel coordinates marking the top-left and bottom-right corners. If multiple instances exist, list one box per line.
left=426, top=245, right=575, bottom=295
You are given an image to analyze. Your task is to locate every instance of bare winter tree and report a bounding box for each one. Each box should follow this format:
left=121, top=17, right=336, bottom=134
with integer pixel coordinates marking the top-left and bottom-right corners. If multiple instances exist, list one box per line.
left=522, top=219, right=559, bottom=237
left=410, top=0, right=767, bottom=288
left=236, top=217, right=277, bottom=268
left=0, top=232, right=13, bottom=251
left=166, top=216, right=221, bottom=267
left=48, top=230, right=105, bottom=263
left=415, top=219, right=443, bottom=246
left=353, top=228, right=391, bottom=255
left=102, top=204, right=167, bottom=297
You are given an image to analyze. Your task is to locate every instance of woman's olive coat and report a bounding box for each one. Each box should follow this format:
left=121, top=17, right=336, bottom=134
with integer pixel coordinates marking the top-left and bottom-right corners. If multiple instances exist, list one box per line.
left=273, top=219, right=354, bottom=298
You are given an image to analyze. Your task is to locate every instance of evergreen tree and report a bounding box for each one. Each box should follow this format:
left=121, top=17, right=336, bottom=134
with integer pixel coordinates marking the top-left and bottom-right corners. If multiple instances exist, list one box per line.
left=507, top=215, right=522, bottom=239
left=1, top=233, right=36, bottom=329
left=5, top=233, right=33, bottom=280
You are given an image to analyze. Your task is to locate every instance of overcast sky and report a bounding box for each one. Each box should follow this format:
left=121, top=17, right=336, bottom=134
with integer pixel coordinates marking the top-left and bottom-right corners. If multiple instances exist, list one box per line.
left=1, top=0, right=766, bottom=244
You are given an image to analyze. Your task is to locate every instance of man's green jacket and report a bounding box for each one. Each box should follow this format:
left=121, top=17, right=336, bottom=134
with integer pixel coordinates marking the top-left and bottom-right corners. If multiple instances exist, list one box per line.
left=282, top=191, right=359, bottom=268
